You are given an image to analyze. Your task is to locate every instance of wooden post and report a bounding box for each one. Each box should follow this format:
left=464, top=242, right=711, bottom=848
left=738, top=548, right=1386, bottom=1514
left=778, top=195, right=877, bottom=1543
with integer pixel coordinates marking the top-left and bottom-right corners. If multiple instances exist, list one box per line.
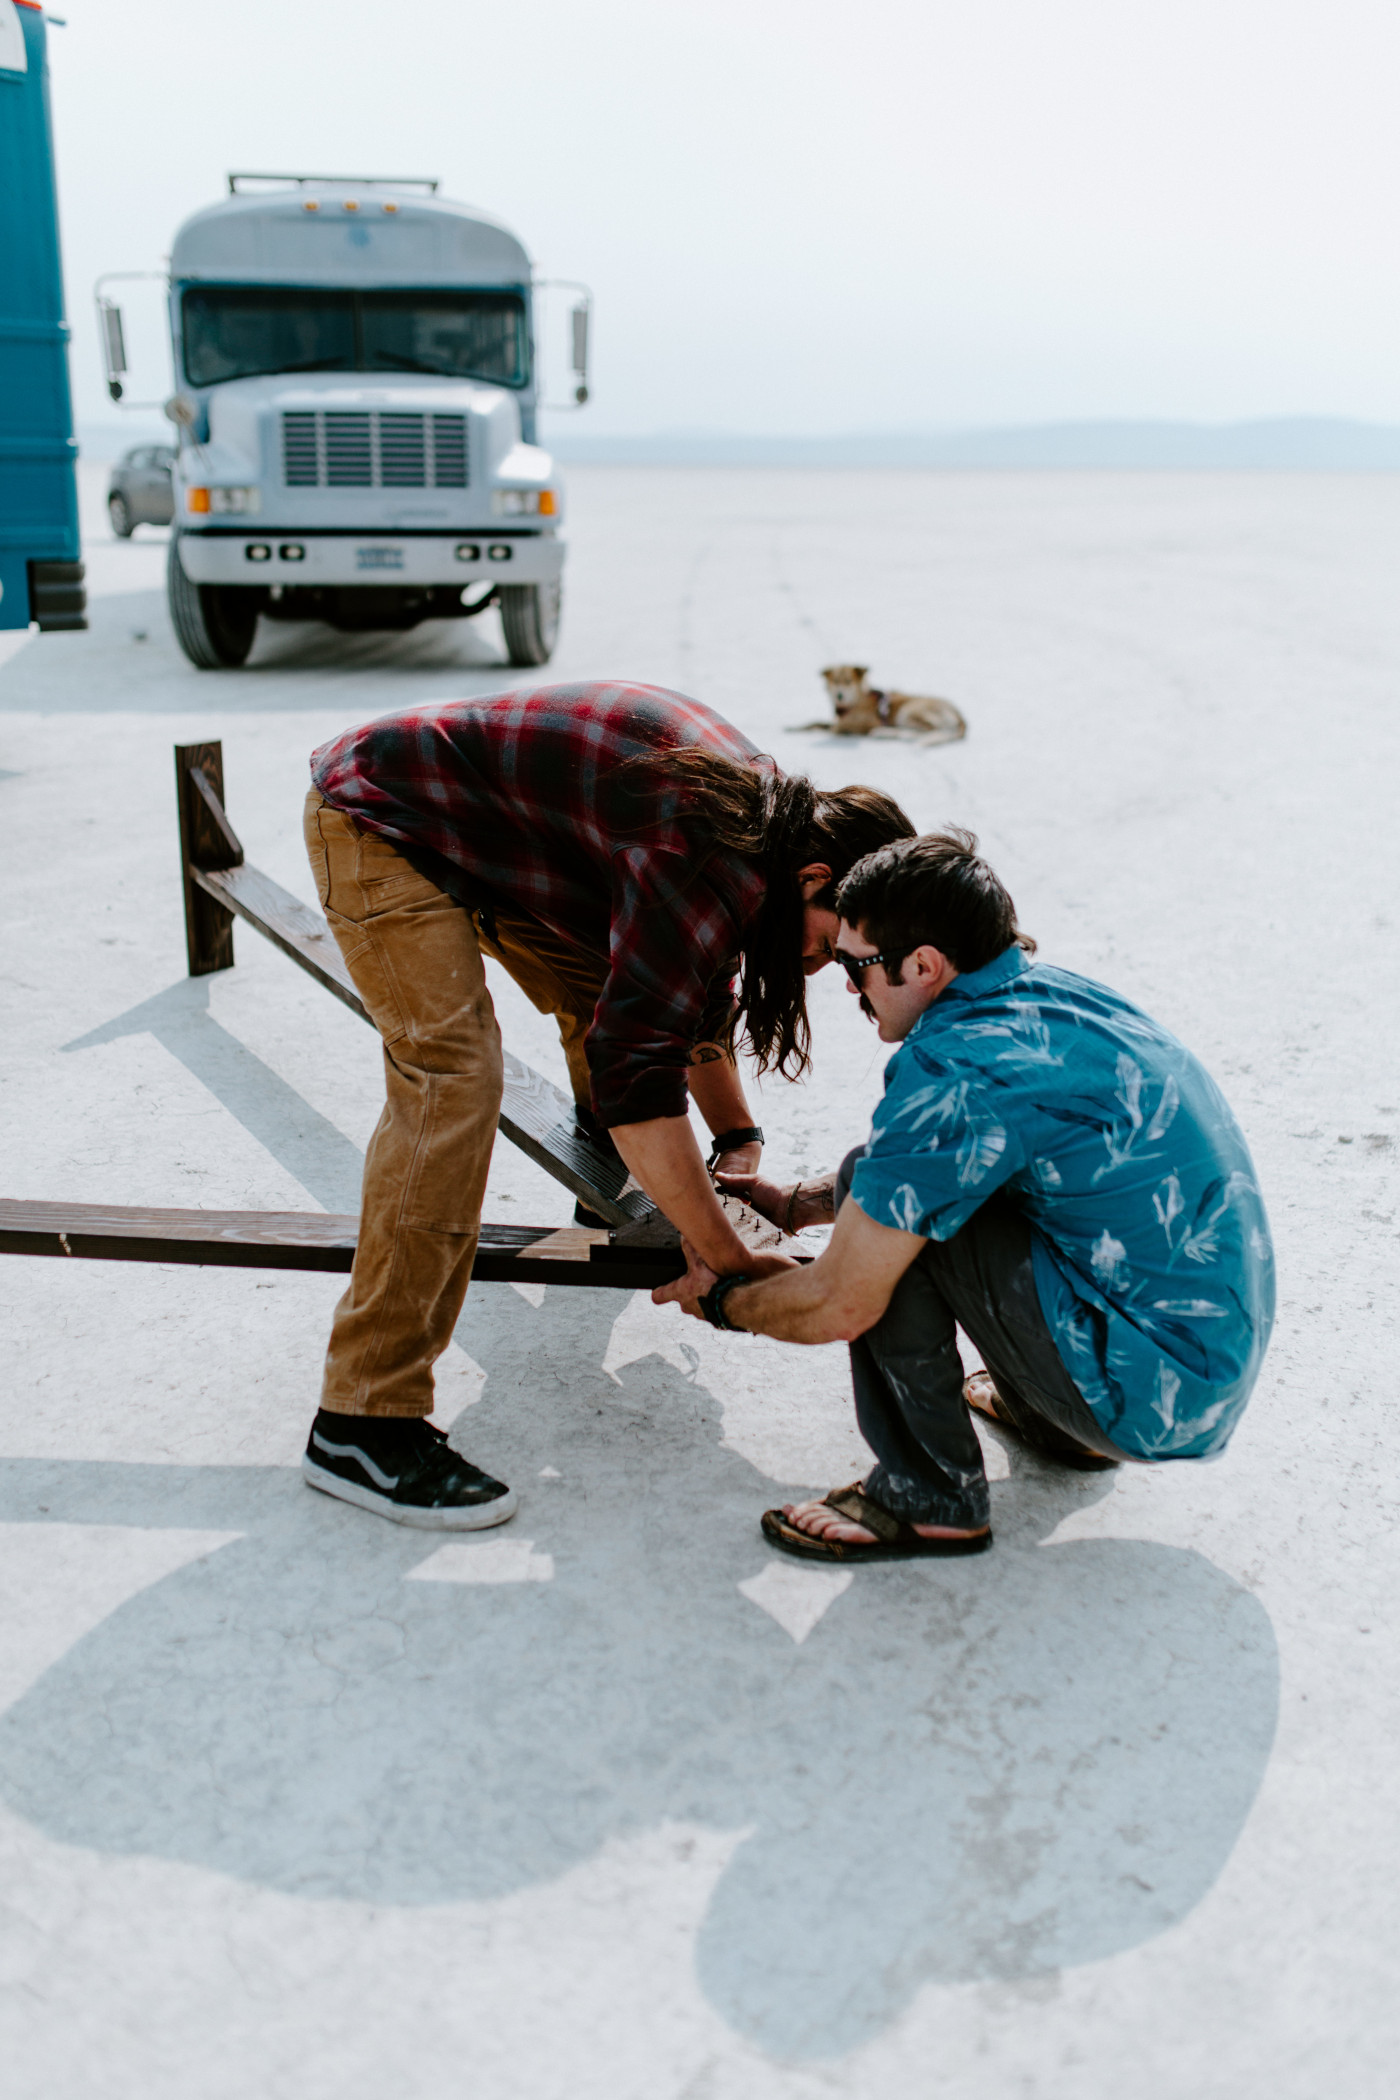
left=174, top=740, right=244, bottom=976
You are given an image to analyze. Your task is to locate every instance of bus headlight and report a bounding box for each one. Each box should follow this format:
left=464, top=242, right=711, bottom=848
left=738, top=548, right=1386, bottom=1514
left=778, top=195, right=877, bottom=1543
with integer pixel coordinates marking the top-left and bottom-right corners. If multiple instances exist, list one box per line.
left=188, top=486, right=262, bottom=515
left=209, top=486, right=262, bottom=515
left=491, top=488, right=541, bottom=517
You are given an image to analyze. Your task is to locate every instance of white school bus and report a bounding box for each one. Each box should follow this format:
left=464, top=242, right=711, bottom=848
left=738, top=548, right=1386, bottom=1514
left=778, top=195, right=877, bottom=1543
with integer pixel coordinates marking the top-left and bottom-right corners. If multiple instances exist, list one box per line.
left=99, top=172, right=589, bottom=669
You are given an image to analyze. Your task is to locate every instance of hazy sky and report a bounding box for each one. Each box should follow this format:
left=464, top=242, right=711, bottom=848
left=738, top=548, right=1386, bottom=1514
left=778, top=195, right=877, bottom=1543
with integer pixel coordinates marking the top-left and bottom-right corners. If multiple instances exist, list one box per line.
left=44, top=0, right=1400, bottom=436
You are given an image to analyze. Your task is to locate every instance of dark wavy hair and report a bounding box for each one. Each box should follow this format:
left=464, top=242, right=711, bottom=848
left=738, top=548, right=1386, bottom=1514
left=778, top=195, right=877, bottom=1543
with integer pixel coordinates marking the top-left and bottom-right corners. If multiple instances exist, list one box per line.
left=623, top=747, right=915, bottom=1077
left=835, top=828, right=1035, bottom=975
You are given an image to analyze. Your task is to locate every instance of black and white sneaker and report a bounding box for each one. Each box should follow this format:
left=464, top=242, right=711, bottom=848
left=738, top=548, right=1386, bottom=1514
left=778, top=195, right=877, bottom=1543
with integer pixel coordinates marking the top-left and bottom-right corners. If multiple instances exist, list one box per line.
left=302, top=1411, right=517, bottom=1529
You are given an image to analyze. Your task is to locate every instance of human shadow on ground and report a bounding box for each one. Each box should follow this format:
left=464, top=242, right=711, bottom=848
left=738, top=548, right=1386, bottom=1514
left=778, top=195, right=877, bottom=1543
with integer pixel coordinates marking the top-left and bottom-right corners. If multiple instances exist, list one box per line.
left=0, top=1281, right=1278, bottom=2062
left=0, top=586, right=526, bottom=713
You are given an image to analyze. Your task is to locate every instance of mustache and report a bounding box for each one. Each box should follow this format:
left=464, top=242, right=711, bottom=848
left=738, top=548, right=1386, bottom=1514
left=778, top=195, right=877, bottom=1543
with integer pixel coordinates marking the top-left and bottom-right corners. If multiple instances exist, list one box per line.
left=858, top=992, right=877, bottom=1022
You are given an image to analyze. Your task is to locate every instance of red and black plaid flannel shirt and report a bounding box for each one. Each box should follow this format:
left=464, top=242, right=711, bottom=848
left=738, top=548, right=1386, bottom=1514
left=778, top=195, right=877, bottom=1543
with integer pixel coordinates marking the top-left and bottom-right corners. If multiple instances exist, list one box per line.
left=310, top=681, right=773, bottom=1127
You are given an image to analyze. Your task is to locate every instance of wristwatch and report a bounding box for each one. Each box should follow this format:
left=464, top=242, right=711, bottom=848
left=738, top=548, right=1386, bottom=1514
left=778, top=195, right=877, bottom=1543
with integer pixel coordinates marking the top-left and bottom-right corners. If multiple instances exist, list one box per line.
left=698, top=1273, right=753, bottom=1331
left=706, top=1125, right=764, bottom=1169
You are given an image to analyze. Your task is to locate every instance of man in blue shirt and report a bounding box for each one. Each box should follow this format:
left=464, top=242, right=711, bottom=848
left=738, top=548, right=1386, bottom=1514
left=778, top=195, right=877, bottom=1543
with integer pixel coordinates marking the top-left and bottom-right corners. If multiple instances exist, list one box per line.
left=656, top=831, right=1275, bottom=1560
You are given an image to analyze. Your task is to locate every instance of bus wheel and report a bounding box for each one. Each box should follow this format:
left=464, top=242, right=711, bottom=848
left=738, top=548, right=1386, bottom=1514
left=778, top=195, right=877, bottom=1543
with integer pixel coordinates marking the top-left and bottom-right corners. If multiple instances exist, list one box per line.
left=167, top=537, right=259, bottom=668
left=499, top=579, right=560, bottom=666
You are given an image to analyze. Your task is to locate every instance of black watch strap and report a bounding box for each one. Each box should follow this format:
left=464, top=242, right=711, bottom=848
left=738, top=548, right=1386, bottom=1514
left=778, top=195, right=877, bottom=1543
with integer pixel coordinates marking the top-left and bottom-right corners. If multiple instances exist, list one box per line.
left=707, top=1125, right=764, bottom=1165
left=698, top=1273, right=753, bottom=1330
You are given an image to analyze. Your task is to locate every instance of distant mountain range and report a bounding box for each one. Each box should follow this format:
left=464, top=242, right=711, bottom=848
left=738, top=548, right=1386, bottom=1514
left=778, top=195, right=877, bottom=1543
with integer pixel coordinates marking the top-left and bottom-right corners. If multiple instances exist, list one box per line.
left=544, top=417, right=1400, bottom=470
left=76, top=413, right=1400, bottom=472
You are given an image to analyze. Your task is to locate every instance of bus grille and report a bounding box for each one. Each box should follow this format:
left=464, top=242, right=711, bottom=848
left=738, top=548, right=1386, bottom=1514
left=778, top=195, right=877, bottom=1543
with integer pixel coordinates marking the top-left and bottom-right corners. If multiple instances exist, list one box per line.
left=281, top=411, right=468, bottom=489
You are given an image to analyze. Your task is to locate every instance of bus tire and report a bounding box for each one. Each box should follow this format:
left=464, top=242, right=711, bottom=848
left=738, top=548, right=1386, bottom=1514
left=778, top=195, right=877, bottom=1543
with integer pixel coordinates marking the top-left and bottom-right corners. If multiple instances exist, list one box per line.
left=167, top=537, right=259, bottom=668
left=499, top=578, right=560, bottom=667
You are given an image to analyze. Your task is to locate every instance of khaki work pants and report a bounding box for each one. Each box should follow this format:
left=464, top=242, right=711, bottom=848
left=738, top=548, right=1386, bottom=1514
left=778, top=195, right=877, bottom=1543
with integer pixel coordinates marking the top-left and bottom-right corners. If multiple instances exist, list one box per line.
left=304, top=791, right=604, bottom=1417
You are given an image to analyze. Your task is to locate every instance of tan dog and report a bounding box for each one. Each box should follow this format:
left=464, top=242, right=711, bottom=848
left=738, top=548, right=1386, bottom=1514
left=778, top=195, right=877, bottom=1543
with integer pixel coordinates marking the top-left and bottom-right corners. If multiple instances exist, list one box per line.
left=805, top=664, right=967, bottom=743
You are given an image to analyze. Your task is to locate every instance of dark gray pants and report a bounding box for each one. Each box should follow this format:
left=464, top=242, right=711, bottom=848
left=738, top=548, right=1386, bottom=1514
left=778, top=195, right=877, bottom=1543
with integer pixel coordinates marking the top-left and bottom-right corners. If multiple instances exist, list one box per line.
left=837, top=1149, right=1130, bottom=1528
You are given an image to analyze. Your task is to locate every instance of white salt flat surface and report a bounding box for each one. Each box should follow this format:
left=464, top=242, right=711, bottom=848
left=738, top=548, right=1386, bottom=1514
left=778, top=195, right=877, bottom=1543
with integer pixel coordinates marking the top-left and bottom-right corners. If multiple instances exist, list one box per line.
left=0, top=463, right=1397, bottom=2096
left=407, top=1540, right=556, bottom=1584
left=736, top=1561, right=854, bottom=1645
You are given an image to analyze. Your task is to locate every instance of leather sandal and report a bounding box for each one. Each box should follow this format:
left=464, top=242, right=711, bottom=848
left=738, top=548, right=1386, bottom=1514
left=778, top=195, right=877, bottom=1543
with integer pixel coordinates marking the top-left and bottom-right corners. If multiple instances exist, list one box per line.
left=963, top=1371, right=1119, bottom=1471
left=760, top=1482, right=992, bottom=1562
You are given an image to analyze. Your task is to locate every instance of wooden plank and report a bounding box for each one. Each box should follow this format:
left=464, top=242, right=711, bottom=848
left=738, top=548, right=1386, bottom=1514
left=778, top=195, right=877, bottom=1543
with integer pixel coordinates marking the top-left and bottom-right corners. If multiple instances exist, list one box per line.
left=0, top=1198, right=358, bottom=1270
left=175, top=741, right=240, bottom=976
left=0, top=1200, right=686, bottom=1290
left=192, top=861, right=656, bottom=1227
left=189, top=765, right=247, bottom=864
left=176, top=756, right=772, bottom=1245
left=194, top=863, right=366, bottom=1021
left=495, top=1049, right=655, bottom=1227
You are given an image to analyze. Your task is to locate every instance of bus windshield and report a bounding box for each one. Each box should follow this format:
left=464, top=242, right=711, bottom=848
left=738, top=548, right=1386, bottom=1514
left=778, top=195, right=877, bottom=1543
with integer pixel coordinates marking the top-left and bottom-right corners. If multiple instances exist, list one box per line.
left=181, top=287, right=529, bottom=388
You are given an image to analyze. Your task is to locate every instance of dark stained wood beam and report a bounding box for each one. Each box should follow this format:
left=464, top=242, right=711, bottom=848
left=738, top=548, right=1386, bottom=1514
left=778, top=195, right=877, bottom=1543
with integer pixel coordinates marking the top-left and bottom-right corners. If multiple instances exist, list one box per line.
left=175, top=740, right=241, bottom=976
left=178, top=745, right=661, bottom=1228
left=172, top=747, right=784, bottom=1251
left=192, top=861, right=365, bottom=1022
left=192, top=859, right=658, bottom=1227
left=0, top=1200, right=687, bottom=1291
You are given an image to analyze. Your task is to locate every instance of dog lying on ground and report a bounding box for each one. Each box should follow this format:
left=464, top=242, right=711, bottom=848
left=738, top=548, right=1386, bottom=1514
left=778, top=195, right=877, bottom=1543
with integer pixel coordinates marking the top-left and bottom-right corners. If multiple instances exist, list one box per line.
left=801, top=664, right=967, bottom=743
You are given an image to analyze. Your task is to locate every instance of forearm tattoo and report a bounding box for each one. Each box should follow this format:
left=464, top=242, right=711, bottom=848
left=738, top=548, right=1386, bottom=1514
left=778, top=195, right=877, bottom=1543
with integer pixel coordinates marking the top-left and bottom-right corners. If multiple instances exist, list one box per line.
left=784, top=1175, right=837, bottom=1232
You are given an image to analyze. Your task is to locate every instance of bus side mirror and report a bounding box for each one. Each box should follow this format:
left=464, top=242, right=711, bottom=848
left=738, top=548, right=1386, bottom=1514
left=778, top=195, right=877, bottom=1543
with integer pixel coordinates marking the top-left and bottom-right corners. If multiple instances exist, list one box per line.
left=571, top=302, right=590, bottom=405
left=97, top=297, right=127, bottom=402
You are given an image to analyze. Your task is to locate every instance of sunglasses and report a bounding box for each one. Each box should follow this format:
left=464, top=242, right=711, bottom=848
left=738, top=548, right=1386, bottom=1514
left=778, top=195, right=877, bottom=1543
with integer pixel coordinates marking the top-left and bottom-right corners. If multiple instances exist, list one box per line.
left=833, top=946, right=904, bottom=988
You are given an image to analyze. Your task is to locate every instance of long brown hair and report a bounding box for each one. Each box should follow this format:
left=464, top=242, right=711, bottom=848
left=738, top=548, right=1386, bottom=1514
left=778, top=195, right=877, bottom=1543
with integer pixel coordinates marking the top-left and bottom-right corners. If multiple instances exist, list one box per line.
left=623, top=747, right=915, bottom=1078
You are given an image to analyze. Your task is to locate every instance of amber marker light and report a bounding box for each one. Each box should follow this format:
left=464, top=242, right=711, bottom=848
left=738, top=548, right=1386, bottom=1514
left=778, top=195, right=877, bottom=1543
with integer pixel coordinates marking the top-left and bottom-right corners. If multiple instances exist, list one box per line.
left=343, top=199, right=359, bottom=212
left=186, top=487, right=210, bottom=514
left=383, top=202, right=399, bottom=214
left=538, top=490, right=558, bottom=516
left=303, top=200, right=320, bottom=212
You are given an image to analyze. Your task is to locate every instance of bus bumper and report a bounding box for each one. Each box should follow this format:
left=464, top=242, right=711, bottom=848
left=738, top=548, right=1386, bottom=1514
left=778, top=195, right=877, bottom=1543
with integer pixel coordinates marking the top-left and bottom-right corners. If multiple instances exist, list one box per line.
left=177, top=531, right=565, bottom=588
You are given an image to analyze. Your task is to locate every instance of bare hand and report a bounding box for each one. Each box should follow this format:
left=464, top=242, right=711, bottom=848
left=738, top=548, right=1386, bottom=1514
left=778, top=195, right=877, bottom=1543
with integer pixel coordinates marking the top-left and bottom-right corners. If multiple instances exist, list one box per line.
left=745, top=1249, right=801, bottom=1280
left=710, top=1140, right=762, bottom=1180
left=652, top=1241, right=798, bottom=1318
left=651, top=1242, right=719, bottom=1316
left=718, top=1171, right=837, bottom=1235
left=713, top=1169, right=792, bottom=1229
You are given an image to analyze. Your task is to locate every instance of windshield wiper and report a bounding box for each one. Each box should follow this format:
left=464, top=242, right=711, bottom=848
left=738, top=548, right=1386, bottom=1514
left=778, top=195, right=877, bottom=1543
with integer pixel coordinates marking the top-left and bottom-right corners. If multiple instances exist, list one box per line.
left=367, top=352, right=453, bottom=377
left=191, top=356, right=347, bottom=385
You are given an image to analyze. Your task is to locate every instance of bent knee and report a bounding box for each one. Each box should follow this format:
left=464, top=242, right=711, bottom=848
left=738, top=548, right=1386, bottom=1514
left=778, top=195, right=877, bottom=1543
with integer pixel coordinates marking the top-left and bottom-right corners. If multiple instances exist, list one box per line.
left=835, top=1146, right=866, bottom=1212
left=389, top=1009, right=504, bottom=1086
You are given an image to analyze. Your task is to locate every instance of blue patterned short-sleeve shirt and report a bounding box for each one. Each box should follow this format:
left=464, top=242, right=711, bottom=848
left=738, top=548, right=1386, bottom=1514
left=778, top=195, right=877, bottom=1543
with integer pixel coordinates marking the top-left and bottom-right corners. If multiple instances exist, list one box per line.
left=849, top=947, right=1274, bottom=1459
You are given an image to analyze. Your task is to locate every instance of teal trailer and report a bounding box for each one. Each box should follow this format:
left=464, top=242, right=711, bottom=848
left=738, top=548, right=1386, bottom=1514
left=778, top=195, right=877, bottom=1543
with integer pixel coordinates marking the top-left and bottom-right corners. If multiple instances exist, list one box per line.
left=0, top=0, right=85, bottom=633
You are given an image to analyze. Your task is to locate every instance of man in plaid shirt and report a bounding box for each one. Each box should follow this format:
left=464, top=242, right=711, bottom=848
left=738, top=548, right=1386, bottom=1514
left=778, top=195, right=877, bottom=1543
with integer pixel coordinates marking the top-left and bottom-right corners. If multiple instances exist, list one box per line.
left=311, top=680, right=767, bottom=1131
left=300, top=680, right=914, bottom=1530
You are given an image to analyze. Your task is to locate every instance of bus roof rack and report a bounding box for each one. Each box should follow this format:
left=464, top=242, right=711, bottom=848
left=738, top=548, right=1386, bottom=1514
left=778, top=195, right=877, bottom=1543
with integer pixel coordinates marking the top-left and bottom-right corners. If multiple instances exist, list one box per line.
left=226, top=172, right=440, bottom=195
